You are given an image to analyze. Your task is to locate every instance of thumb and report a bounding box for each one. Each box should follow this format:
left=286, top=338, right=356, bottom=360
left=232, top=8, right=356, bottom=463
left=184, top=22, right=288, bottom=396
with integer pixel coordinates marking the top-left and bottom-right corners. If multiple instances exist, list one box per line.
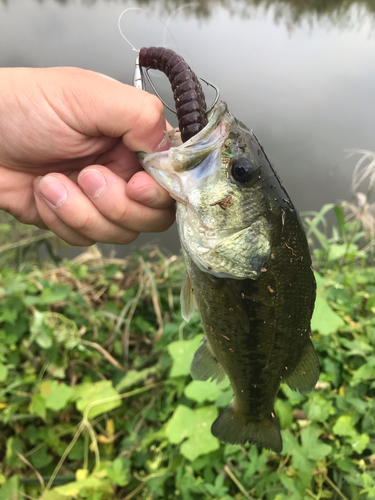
left=48, top=67, right=170, bottom=153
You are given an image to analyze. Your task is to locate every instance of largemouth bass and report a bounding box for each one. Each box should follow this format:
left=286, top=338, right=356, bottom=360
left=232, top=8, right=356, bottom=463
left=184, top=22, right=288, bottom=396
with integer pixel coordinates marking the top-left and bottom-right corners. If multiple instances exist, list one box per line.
left=138, top=100, right=319, bottom=453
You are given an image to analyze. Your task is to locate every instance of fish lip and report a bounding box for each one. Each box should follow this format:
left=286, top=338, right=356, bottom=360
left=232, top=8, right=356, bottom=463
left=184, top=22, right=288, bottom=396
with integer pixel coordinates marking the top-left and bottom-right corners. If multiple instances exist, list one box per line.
left=137, top=102, right=231, bottom=202
left=136, top=101, right=228, bottom=163
left=178, top=101, right=228, bottom=148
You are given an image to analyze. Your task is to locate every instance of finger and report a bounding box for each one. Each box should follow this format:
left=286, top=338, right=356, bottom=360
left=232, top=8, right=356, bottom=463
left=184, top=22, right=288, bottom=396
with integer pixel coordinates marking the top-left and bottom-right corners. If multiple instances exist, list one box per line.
left=34, top=199, right=96, bottom=247
left=34, top=174, right=141, bottom=245
left=34, top=172, right=174, bottom=245
left=66, top=142, right=143, bottom=186
left=95, top=141, right=142, bottom=181
left=0, top=167, right=47, bottom=227
left=53, top=68, right=171, bottom=153
left=34, top=188, right=141, bottom=247
left=77, top=166, right=175, bottom=231
left=126, top=171, right=175, bottom=209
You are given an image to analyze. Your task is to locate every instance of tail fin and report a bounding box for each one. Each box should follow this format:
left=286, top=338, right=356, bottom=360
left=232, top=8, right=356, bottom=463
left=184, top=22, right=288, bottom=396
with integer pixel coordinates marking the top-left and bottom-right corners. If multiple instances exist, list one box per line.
left=211, top=403, right=282, bottom=453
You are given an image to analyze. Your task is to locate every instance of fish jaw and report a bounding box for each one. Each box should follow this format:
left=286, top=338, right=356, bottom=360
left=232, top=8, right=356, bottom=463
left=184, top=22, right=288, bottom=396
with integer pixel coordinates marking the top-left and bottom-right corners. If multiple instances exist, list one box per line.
left=138, top=101, right=272, bottom=280
left=137, top=101, right=230, bottom=204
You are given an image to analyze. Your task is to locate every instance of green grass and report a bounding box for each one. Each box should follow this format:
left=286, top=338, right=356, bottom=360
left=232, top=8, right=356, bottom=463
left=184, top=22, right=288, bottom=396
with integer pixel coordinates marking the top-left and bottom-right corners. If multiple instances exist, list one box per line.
left=0, top=230, right=374, bottom=499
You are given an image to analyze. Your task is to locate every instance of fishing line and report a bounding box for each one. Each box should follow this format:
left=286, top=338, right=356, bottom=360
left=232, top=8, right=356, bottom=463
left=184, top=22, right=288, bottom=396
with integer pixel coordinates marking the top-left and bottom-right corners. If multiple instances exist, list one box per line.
left=118, top=6, right=219, bottom=116
left=161, top=3, right=219, bottom=112
left=161, top=2, right=198, bottom=49
left=118, top=7, right=179, bottom=55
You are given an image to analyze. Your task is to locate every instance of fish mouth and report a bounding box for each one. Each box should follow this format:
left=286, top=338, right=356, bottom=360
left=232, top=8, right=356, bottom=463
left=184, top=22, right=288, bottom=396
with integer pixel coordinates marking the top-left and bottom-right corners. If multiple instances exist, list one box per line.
left=137, top=101, right=232, bottom=203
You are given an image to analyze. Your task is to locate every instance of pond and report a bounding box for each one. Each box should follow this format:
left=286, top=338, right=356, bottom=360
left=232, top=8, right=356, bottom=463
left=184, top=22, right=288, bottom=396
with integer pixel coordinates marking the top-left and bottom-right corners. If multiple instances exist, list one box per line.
left=1, top=0, right=374, bottom=254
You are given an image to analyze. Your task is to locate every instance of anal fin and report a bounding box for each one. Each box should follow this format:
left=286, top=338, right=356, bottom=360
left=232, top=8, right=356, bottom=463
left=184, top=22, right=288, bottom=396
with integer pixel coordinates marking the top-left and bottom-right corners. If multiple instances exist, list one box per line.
left=190, top=337, right=226, bottom=384
left=284, top=340, right=320, bottom=394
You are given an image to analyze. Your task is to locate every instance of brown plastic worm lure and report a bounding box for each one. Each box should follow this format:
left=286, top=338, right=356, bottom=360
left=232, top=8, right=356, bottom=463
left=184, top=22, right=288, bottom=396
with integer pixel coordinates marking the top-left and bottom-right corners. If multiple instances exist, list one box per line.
left=137, top=47, right=209, bottom=143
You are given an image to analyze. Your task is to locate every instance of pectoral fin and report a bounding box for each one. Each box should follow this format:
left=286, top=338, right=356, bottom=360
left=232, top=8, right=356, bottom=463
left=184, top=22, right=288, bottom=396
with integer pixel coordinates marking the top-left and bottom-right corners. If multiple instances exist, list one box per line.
left=180, top=272, right=197, bottom=322
left=190, top=337, right=226, bottom=384
left=284, top=340, right=320, bottom=394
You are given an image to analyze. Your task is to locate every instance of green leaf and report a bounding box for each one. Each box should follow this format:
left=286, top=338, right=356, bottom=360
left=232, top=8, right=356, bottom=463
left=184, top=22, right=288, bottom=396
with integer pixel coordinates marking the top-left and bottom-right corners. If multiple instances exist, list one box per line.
left=40, top=381, right=74, bottom=412
left=184, top=380, right=223, bottom=403
left=280, top=384, right=306, bottom=406
left=365, top=294, right=375, bottom=313
left=107, top=458, right=131, bottom=486
left=105, top=264, right=121, bottom=279
left=314, top=271, right=328, bottom=289
left=29, top=393, right=47, bottom=420
left=30, top=310, right=53, bottom=349
left=281, top=430, right=313, bottom=486
left=348, top=433, right=369, bottom=454
left=279, top=474, right=301, bottom=495
left=275, top=399, right=293, bottom=429
left=54, top=476, right=106, bottom=496
left=76, top=380, right=121, bottom=419
left=351, top=357, right=375, bottom=386
left=5, top=436, right=24, bottom=467
left=0, top=363, right=8, bottom=382
left=328, top=243, right=358, bottom=261
left=215, top=387, right=234, bottom=407
left=0, top=475, right=19, bottom=500
left=38, top=285, right=71, bottom=304
left=300, top=426, right=332, bottom=459
left=0, top=309, right=17, bottom=324
left=116, top=366, right=158, bottom=392
left=333, top=415, right=357, bottom=438
left=43, top=491, right=67, bottom=500
left=303, top=393, right=336, bottom=422
left=30, top=447, right=53, bottom=469
left=165, top=405, right=220, bottom=461
left=167, top=335, right=204, bottom=377
left=311, top=296, right=345, bottom=335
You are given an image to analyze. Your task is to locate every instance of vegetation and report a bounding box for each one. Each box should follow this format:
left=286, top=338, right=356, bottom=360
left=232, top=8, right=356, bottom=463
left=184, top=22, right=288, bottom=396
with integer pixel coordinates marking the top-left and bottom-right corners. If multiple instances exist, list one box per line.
left=1, top=151, right=375, bottom=499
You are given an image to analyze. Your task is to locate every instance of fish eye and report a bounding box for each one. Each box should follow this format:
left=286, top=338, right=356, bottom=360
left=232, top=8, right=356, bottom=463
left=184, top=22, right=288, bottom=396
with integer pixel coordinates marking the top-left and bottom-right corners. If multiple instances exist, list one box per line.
left=231, top=157, right=257, bottom=183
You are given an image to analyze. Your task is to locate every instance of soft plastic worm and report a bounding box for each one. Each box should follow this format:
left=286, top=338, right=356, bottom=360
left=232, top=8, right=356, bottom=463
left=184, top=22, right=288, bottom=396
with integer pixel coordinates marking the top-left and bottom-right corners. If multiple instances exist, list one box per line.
left=139, top=47, right=208, bottom=142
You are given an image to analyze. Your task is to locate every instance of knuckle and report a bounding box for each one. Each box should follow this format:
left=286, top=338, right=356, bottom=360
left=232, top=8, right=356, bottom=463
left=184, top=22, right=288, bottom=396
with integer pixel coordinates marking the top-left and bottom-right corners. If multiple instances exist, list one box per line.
left=72, top=209, right=99, bottom=233
left=134, top=93, right=164, bottom=131
left=145, top=93, right=165, bottom=123
left=110, top=204, right=133, bottom=226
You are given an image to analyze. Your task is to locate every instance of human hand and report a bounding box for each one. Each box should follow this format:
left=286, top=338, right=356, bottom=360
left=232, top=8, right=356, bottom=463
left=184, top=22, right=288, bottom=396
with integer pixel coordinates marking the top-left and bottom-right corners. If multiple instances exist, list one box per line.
left=0, top=67, right=175, bottom=246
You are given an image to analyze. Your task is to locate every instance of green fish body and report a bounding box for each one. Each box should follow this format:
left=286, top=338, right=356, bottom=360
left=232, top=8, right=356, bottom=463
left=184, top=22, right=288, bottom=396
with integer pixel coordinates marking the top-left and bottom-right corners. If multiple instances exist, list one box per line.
left=138, top=102, right=319, bottom=452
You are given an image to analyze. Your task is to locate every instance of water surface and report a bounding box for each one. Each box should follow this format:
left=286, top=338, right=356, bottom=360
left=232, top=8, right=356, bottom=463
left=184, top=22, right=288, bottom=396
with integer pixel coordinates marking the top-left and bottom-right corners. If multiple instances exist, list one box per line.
left=1, top=0, right=374, bottom=253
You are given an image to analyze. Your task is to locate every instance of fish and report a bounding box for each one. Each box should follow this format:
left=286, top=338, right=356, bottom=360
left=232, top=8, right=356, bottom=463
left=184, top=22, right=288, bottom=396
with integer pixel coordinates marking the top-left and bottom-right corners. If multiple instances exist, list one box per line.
left=136, top=51, right=319, bottom=453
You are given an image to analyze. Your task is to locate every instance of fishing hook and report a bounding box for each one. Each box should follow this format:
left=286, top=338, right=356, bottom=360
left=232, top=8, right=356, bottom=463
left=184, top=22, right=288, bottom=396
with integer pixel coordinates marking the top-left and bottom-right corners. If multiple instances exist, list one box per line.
left=133, top=59, right=220, bottom=115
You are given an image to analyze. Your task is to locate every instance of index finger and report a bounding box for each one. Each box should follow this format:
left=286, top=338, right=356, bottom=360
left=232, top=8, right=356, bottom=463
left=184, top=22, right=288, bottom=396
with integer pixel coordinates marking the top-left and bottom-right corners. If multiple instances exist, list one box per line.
left=52, top=68, right=170, bottom=153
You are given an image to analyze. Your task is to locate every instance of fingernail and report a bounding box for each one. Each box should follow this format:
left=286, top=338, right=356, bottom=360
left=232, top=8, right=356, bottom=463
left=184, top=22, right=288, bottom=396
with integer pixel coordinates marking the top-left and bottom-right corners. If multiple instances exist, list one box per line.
left=78, top=169, right=106, bottom=198
left=155, top=132, right=171, bottom=152
left=132, top=186, right=158, bottom=204
left=37, top=176, right=67, bottom=208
